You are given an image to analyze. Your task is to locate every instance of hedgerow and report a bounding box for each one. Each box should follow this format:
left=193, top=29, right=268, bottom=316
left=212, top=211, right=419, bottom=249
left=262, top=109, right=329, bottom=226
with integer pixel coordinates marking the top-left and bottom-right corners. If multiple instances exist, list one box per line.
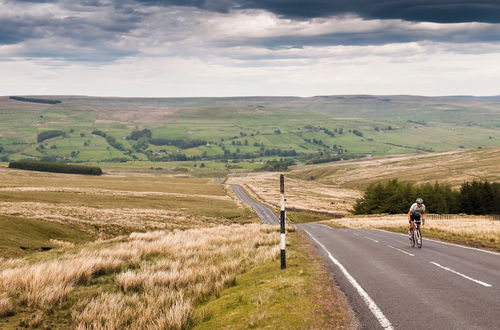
left=8, top=160, right=102, bottom=175
left=37, top=130, right=65, bottom=143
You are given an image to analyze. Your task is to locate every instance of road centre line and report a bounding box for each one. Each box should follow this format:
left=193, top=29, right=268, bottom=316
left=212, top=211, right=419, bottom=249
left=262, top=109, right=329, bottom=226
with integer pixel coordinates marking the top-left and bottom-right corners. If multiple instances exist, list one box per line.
left=430, top=261, right=492, bottom=287
left=364, top=236, right=379, bottom=243
left=387, top=245, right=415, bottom=256
left=303, top=229, right=394, bottom=330
left=374, top=229, right=500, bottom=256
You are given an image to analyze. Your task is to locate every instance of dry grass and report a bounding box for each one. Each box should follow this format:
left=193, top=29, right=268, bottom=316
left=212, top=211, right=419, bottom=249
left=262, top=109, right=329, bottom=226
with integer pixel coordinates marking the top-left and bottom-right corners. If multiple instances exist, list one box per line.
left=0, top=294, right=14, bottom=317
left=0, top=166, right=225, bottom=196
left=1, top=224, right=279, bottom=328
left=0, top=186, right=231, bottom=200
left=227, top=173, right=361, bottom=216
left=0, top=201, right=231, bottom=238
left=293, top=147, right=500, bottom=190
left=49, top=239, right=76, bottom=248
left=0, top=256, right=123, bottom=308
left=227, top=148, right=500, bottom=217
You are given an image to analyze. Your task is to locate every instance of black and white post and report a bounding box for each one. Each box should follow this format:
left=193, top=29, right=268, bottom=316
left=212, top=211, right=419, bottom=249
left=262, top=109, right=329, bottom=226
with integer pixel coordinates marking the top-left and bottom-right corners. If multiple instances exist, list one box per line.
left=280, top=174, right=286, bottom=269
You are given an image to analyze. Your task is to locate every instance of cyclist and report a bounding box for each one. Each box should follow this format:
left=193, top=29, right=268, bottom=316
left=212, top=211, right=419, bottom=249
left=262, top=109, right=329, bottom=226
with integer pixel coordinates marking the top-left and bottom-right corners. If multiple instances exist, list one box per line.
left=408, top=198, right=425, bottom=239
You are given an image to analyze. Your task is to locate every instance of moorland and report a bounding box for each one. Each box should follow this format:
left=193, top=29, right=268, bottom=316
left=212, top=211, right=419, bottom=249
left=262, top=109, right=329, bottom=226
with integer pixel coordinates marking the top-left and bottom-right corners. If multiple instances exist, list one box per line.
left=1, top=94, right=499, bottom=329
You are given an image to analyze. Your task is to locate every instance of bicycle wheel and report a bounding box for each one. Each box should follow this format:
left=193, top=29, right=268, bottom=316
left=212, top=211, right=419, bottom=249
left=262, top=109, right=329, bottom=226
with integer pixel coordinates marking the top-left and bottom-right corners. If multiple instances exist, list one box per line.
left=416, top=228, right=422, bottom=248
left=410, top=229, right=415, bottom=248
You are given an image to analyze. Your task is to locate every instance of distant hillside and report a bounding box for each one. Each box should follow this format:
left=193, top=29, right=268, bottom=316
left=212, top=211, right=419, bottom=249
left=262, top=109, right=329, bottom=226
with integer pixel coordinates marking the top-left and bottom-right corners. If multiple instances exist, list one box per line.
left=292, top=147, right=500, bottom=190
left=0, top=95, right=499, bottom=163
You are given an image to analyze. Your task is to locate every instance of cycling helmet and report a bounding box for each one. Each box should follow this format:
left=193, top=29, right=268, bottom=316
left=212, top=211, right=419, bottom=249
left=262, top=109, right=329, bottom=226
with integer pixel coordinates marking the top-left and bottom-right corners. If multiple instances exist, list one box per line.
left=416, top=198, right=423, bottom=203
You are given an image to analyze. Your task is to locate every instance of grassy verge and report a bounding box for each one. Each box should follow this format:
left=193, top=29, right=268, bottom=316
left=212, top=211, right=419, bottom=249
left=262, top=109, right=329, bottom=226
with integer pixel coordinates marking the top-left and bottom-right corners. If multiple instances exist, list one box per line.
left=192, top=230, right=357, bottom=329
left=286, top=210, right=332, bottom=224
left=0, top=225, right=359, bottom=329
left=0, top=215, right=94, bottom=258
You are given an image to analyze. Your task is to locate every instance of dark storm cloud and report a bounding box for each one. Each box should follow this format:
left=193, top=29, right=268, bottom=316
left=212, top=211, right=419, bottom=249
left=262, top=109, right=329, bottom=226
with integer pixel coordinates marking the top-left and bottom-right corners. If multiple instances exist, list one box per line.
left=2, top=0, right=500, bottom=63
left=0, top=0, right=146, bottom=60
left=135, top=0, right=500, bottom=23
left=213, top=22, right=500, bottom=49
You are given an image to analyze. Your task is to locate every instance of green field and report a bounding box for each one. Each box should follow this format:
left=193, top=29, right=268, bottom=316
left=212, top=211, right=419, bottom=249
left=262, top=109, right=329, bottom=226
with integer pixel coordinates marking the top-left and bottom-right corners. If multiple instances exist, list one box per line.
left=1, top=95, right=499, bottom=165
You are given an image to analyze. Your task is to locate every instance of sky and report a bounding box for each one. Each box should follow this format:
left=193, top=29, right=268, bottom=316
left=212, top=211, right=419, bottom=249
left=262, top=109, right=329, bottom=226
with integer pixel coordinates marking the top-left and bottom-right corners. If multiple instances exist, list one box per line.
left=1, top=0, right=500, bottom=97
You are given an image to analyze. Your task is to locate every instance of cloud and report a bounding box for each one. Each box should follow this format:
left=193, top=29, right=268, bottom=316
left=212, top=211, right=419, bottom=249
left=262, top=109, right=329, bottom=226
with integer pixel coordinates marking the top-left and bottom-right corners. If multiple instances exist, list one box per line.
left=3, top=0, right=500, bottom=64
left=1, top=0, right=500, bottom=96
left=133, top=0, right=500, bottom=23
left=0, top=0, right=145, bottom=59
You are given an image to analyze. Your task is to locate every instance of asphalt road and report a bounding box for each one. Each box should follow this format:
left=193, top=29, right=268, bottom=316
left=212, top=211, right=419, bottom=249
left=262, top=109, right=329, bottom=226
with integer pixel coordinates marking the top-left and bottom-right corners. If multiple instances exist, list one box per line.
left=230, top=185, right=499, bottom=329
left=230, top=184, right=279, bottom=225
left=298, top=224, right=500, bottom=330
left=212, top=177, right=224, bottom=184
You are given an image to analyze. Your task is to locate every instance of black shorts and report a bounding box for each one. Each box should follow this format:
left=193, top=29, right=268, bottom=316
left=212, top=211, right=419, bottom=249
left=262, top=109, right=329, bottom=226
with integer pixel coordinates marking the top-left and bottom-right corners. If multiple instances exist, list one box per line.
left=410, top=212, right=421, bottom=223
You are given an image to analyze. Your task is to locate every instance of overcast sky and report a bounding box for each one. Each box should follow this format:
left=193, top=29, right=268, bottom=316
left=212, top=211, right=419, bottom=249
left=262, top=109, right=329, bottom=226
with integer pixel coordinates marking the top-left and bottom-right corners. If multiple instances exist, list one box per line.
left=1, top=0, right=500, bottom=97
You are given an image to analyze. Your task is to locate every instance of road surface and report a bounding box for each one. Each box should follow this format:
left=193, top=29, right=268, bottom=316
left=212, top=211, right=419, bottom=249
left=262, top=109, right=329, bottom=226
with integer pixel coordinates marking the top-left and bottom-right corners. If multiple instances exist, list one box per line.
left=230, top=184, right=279, bottom=225
left=231, top=184, right=500, bottom=329
left=212, top=177, right=225, bottom=184
left=299, top=224, right=500, bottom=330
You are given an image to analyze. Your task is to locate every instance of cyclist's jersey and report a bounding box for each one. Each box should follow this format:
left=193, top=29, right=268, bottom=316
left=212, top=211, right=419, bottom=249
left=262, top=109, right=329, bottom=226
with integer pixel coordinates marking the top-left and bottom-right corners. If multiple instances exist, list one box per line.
left=409, top=203, right=426, bottom=215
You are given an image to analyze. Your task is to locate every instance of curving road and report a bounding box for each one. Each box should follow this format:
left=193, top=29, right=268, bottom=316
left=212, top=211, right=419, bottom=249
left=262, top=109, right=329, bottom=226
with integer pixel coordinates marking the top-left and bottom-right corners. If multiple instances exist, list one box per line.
left=299, top=224, right=500, bottom=330
left=230, top=185, right=500, bottom=329
left=230, top=184, right=279, bottom=225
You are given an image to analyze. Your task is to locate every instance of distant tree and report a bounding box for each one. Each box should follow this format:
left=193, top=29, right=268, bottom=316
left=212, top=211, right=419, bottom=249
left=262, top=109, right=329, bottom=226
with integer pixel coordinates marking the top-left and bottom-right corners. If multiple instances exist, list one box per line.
left=129, top=128, right=152, bottom=140
left=259, top=159, right=295, bottom=172
left=460, top=180, right=500, bottom=215
left=352, top=129, right=363, bottom=137
left=37, top=130, right=65, bottom=143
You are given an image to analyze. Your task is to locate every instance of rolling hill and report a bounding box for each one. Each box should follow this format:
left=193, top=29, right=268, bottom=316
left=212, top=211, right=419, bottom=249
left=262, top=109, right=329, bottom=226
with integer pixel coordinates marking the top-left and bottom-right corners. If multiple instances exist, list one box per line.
left=0, top=95, right=499, bottom=164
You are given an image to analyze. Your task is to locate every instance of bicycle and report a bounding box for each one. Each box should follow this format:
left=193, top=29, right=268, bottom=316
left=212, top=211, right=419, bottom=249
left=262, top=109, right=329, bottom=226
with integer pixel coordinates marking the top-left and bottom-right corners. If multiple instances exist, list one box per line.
left=410, top=220, right=422, bottom=248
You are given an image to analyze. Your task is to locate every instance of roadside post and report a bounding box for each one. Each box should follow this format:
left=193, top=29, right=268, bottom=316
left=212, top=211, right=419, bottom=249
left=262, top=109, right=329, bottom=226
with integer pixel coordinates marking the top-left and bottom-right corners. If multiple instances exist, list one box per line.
left=280, top=174, right=286, bottom=269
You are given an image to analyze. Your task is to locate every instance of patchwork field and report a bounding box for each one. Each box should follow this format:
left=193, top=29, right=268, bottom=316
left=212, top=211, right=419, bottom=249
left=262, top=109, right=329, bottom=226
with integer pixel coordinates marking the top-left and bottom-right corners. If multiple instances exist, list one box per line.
left=1, top=95, right=499, bottom=164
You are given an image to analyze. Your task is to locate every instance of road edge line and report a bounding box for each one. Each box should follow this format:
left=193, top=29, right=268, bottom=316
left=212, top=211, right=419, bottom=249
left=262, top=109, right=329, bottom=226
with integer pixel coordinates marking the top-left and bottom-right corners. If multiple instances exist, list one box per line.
left=373, top=229, right=500, bottom=256
left=430, top=261, right=492, bottom=287
left=303, top=229, right=394, bottom=330
left=387, top=245, right=415, bottom=257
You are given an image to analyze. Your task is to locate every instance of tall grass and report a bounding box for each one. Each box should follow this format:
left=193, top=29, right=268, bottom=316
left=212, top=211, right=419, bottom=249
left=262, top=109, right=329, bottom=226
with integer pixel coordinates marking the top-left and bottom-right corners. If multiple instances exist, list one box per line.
left=0, top=201, right=231, bottom=238
left=0, top=224, right=279, bottom=328
left=0, top=294, right=14, bottom=317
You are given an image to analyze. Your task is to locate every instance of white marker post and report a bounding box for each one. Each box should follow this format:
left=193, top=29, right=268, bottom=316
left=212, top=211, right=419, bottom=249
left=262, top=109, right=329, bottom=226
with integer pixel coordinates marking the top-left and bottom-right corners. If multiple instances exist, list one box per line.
left=280, top=174, right=286, bottom=269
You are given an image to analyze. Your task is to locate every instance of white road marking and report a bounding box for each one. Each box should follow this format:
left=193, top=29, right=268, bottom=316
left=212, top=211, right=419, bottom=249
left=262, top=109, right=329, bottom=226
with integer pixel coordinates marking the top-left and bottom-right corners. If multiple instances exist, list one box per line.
left=303, top=229, right=394, bottom=330
left=364, top=236, right=379, bottom=243
left=387, top=245, right=415, bottom=256
left=374, top=229, right=500, bottom=256
left=430, top=261, right=492, bottom=287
